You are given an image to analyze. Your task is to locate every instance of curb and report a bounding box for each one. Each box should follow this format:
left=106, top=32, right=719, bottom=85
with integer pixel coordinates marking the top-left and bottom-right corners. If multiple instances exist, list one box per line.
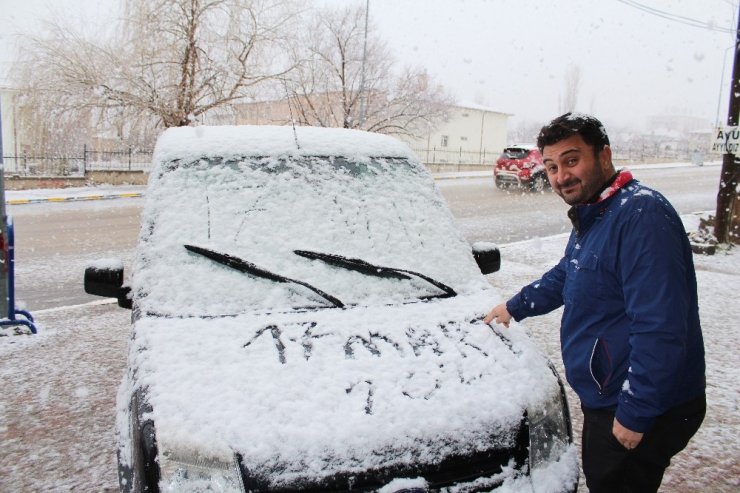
left=5, top=175, right=487, bottom=205
left=6, top=192, right=144, bottom=205
left=433, top=173, right=490, bottom=181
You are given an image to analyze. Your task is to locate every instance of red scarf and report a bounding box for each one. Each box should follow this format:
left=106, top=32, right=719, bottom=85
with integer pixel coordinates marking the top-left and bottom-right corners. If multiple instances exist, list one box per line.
left=596, top=170, right=633, bottom=203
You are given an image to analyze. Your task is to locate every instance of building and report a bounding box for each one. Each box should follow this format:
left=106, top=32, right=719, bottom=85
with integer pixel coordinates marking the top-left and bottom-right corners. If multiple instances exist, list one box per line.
left=0, top=86, right=19, bottom=165
left=227, top=97, right=510, bottom=167
left=403, top=102, right=510, bottom=166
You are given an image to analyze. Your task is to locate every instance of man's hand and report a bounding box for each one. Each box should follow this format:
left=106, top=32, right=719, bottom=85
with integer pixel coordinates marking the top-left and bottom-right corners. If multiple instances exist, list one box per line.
left=484, top=303, right=513, bottom=327
left=612, top=418, right=643, bottom=450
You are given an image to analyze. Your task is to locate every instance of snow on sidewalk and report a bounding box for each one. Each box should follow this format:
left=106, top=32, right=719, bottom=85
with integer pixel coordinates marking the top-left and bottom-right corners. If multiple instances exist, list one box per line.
left=488, top=235, right=740, bottom=492
left=0, top=233, right=737, bottom=491
left=5, top=185, right=146, bottom=205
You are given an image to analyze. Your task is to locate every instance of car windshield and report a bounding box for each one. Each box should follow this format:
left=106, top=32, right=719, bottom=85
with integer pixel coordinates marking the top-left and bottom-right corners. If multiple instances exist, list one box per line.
left=502, top=148, right=530, bottom=159
left=133, top=154, right=484, bottom=316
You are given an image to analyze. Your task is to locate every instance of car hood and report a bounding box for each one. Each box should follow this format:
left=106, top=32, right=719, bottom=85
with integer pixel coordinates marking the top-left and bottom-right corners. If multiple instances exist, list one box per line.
left=122, top=289, right=557, bottom=486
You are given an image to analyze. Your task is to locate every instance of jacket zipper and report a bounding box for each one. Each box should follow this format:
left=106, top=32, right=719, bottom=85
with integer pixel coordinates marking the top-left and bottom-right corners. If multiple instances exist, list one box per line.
left=589, top=338, right=603, bottom=392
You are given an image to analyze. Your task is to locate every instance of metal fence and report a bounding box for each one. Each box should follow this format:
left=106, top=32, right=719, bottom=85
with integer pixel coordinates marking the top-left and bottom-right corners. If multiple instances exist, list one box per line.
left=1, top=143, right=715, bottom=177
left=611, top=142, right=690, bottom=162
left=411, top=147, right=495, bottom=166
left=2, top=146, right=494, bottom=177
left=1, top=146, right=153, bottom=176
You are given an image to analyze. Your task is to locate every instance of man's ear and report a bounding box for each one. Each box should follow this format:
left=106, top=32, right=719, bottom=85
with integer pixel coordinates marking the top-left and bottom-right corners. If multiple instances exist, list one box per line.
left=600, top=145, right=614, bottom=172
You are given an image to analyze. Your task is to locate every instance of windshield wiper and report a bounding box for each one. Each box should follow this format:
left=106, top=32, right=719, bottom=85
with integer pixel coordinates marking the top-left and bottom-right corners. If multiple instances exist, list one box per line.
left=294, top=250, right=457, bottom=299
left=184, top=244, right=344, bottom=308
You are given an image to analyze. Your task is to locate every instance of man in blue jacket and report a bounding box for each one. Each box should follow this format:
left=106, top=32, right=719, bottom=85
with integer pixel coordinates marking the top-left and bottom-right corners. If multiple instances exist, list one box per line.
left=484, top=113, right=705, bottom=492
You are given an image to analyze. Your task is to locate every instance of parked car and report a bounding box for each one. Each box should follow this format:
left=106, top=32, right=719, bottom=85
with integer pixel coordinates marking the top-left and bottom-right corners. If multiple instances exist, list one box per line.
left=85, top=125, right=577, bottom=492
left=493, top=145, right=549, bottom=192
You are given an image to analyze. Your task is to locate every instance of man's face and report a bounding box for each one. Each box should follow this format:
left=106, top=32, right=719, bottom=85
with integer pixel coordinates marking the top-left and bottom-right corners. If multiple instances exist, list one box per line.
left=542, top=134, right=614, bottom=205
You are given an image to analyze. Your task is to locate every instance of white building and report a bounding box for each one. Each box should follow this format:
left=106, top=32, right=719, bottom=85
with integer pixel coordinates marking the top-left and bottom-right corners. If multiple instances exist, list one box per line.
left=231, top=98, right=511, bottom=167
left=402, top=102, right=510, bottom=166
left=0, top=87, right=18, bottom=164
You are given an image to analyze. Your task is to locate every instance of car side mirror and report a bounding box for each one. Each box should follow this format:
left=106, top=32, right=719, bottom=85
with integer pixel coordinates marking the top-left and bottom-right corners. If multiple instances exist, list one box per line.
left=472, top=242, right=501, bottom=275
left=84, top=260, right=132, bottom=309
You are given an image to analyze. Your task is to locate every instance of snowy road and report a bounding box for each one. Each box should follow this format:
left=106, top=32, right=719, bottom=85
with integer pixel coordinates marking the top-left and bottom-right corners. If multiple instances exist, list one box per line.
left=1, top=164, right=737, bottom=492
left=438, top=164, right=722, bottom=244
left=7, top=164, right=723, bottom=312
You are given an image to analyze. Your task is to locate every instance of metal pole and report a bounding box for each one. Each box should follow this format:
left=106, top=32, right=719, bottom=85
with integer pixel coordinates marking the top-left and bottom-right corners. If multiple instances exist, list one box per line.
left=0, top=98, right=7, bottom=317
left=479, top=112, right=485, bottom=163
left=358, top=0, right=370, bottom=127
left=715, top=45, right=733, bottom=128
left=0, top=95, right=4, bottom=169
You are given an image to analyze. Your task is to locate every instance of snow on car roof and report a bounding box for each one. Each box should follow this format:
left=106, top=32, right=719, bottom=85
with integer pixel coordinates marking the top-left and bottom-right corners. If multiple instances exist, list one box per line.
left=153, top=124, right=418, bottom=164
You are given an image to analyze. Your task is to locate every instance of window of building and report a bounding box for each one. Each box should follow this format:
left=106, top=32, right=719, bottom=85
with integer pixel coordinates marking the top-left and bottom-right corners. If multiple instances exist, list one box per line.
left=460, top=136, right=468, bottom=141
left=441, top=135, right=449, bottom=147
left=461, top=113, right=469, bottom=117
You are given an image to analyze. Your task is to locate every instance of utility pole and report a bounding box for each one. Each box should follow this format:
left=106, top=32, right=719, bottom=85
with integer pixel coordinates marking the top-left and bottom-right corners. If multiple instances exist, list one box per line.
left=716, top=4, right=740, bottom=244
left=358, top=0, right=370, bottom=128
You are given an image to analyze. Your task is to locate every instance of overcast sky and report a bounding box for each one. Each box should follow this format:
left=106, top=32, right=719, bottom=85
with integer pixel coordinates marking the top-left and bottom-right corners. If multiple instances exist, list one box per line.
left=1, top=0, right=737, bottom=131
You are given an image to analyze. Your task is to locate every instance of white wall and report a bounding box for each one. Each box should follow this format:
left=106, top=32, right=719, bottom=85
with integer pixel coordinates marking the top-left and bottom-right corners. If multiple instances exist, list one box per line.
left=0, top=88, right=18, bottom=164
left=402, top=104, right=509, bottom=164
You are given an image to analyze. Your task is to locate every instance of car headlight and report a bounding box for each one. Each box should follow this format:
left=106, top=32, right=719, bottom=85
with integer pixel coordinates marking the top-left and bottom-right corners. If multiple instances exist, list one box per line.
left=159, top=451, right=245, bottom=492
left=528, top=387, right=571, bottom=470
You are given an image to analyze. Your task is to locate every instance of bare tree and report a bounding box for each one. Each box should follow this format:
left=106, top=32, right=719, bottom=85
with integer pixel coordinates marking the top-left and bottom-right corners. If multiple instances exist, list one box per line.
left=14, top=0, right=302, bottom=151
left=559, top=64, right=581, bottom=114
left=507, top=119, right=547, bottom=145
left=284, top=4, right=452, bottom=138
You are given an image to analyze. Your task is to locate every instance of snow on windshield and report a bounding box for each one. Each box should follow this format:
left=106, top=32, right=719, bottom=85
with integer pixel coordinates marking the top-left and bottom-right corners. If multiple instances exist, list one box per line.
left=133, top=127, right=486, bottom=316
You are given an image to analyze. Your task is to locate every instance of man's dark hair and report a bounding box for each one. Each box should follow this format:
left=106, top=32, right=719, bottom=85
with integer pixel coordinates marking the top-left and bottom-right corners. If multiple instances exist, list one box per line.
left=536, top=112, right=610, bottom=154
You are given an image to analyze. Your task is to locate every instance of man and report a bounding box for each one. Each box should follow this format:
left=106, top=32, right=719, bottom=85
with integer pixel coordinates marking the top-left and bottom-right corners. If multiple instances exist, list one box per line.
left=484, top=113, right=705, bottom=492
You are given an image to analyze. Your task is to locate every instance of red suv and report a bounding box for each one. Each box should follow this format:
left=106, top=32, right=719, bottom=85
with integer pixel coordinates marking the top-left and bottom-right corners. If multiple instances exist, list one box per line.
left=493, top=145, right=548, bottom=192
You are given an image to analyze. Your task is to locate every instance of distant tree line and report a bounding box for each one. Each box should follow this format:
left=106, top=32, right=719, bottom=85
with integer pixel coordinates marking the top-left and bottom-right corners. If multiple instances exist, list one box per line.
left=12, top=0, right=452, bottom=154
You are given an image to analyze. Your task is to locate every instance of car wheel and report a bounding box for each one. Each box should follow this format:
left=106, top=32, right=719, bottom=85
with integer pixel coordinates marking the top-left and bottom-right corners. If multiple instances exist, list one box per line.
left=531, top=175, right=546, bottom=192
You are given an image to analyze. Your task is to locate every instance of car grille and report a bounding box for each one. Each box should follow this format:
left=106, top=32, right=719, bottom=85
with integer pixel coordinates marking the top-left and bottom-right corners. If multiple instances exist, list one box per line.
left=236, top=418, right=529, bottom=492
left=495, top=173, right=522, bottom=185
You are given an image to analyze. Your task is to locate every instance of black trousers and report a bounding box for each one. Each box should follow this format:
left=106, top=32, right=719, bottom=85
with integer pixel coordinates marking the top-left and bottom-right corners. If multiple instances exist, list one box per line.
left=581, top=395, right=706, bottom=493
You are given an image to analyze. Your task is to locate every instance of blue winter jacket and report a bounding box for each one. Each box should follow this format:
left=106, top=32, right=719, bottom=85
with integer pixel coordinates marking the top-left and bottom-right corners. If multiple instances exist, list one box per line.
left=506, top=177, right=705, bottom=433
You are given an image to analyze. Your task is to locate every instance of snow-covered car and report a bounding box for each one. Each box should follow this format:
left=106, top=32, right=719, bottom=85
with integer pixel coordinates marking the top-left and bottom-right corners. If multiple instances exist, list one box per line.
left=84, top=125, right=578, bottom=492
left=493, top=145, right=548, bottom=192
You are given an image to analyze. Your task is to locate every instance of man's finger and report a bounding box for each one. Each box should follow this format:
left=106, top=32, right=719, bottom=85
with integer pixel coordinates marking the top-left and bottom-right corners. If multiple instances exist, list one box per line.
left=484, top=313, right=510, bottom=328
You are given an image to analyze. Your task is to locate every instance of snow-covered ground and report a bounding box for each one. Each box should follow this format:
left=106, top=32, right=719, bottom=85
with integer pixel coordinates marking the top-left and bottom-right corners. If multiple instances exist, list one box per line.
left=5, top=185, right=145, bottom=204
left=490, top=234, right=740, bottom=492
left=0, top=163, right=736, bottom=492
left=0, top=231, right=736, bottom=491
